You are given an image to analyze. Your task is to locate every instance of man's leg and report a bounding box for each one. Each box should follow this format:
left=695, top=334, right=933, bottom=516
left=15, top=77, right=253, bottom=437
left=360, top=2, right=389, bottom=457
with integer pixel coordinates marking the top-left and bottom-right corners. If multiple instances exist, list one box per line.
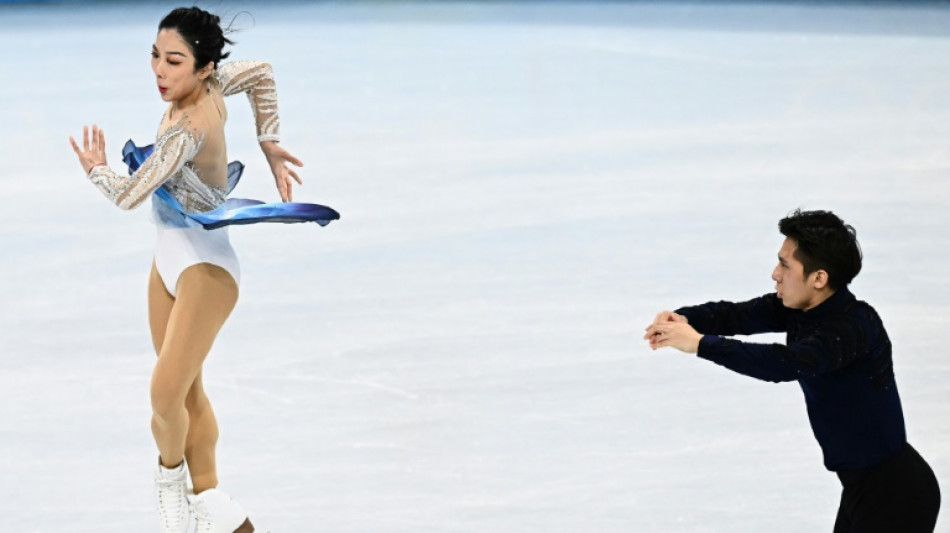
left=832, top=497, right=852, bottom=533
left=845, top=445, right=940, bottom=533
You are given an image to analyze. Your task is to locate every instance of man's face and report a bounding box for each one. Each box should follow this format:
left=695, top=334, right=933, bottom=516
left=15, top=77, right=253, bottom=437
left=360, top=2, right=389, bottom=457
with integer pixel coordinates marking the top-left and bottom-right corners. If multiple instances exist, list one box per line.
left=772, top=237, right=824, bottom=310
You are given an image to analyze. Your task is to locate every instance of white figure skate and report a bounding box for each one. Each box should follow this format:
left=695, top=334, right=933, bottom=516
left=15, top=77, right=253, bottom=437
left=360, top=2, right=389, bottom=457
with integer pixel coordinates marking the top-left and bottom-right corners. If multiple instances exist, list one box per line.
left=189, top=488, right=254, bottom=533
left=154, top=460, right=190, bottom=533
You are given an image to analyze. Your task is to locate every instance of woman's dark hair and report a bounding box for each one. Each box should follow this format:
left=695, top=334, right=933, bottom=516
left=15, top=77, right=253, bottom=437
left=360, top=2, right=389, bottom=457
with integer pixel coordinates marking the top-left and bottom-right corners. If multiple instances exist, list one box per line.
left=779, top=209, right=862, bottom=290
left=159, top=7, right=234, bottom=71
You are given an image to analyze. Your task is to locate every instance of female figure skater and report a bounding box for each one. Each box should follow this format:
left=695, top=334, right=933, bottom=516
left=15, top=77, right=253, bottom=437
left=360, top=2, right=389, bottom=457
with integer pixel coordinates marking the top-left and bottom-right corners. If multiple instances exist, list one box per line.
left=69, top=7, right=331, bottom=533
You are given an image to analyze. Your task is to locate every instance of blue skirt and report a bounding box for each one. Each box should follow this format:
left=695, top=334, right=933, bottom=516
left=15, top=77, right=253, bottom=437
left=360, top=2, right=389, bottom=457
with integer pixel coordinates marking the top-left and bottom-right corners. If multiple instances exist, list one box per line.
left=122, top=140, right=340, bottom=230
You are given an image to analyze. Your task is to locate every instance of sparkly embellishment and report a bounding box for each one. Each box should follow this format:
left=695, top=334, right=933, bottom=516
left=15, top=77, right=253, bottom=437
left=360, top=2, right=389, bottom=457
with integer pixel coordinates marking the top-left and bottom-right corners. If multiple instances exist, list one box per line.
left=88, top=117, right=205, bottom=211
left=87, top=60, right=281, bottom=214
left=216, top=61, right=281, bottom=142
left=162, top=163, right=226, bottom=213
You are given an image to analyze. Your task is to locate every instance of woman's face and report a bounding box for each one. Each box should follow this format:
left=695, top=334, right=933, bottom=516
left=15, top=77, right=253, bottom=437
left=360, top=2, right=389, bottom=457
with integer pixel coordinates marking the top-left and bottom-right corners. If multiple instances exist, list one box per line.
left=151, top=29, right=208, bottom=103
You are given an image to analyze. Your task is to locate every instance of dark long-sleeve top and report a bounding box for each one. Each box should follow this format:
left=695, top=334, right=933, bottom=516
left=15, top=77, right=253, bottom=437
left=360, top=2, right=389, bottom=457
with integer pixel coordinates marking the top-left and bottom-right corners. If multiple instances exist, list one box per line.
left=675, top=288, right=906, bottom=471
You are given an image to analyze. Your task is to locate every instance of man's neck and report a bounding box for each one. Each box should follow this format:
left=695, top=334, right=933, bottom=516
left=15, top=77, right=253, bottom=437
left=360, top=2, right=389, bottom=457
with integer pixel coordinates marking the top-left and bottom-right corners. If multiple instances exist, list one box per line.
left=802, top=288, right=836, bottom=312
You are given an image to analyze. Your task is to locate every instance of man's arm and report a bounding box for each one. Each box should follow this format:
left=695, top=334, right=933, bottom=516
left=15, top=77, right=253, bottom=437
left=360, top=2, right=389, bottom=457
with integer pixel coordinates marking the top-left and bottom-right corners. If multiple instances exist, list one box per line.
left=676, top=294, right=788, bottom=336
left=697, top=312, right=878, bottom=383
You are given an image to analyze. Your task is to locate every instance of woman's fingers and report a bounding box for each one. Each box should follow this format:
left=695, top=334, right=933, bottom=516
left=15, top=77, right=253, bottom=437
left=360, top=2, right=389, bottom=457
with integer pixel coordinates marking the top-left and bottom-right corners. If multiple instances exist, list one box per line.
left=75, top=124, right=105, bottom=153
left=273, top=165, right=301, bottom=202
left=69, top=136, right=82, bottom=156
left=265, top=144, right=305, bottom=201
left=288, top=167, right=302, bottom=185
left=92, top=124, right=102, bottom=152
left=71, top=124, right=107, bottom=174
left=276, top=174, right=289, bottom=202
left=277, top=146, right=304, bottom=168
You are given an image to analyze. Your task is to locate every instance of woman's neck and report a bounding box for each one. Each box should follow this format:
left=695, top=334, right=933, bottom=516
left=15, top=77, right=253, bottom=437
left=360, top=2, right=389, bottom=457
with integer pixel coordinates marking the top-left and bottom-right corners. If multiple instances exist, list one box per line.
left=170, top=81, right=208, bottom=119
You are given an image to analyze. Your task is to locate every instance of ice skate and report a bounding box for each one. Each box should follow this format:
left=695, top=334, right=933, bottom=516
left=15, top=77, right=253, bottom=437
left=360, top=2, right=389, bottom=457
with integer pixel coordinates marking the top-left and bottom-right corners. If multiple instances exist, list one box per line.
left=154, top=460, right=190, bottom=533
left=189, top=488, right=255, bottom=533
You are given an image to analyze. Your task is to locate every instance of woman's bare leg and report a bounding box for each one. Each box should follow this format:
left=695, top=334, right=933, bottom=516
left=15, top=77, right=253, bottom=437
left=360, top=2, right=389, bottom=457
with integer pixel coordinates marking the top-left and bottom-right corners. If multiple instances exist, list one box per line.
left=184, top=370, right=219, bottom=493
left=148, top=262, right=237, bottom=493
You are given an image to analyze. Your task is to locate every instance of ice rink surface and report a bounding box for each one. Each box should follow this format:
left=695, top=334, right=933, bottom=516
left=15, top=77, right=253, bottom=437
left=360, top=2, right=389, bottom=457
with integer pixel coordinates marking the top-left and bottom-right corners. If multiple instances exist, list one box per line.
left=1, top=1, right=948, bottom=531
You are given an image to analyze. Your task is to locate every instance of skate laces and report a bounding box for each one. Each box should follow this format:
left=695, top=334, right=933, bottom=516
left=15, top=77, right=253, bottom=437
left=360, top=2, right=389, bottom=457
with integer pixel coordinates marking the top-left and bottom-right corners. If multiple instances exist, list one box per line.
left=155, top=470, right=188, bottom=528
left=191, top=502, right=213, bottom=533
left=189, top=495, right=214, bottom=532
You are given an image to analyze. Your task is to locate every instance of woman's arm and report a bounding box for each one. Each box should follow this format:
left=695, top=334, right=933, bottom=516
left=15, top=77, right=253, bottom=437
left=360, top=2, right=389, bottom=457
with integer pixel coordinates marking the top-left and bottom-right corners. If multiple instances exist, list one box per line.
left=216, top=61, right=280, bottom=142
left=71, top=119, right=203, bottom=210
left=216, top=61, right=304, bottom=202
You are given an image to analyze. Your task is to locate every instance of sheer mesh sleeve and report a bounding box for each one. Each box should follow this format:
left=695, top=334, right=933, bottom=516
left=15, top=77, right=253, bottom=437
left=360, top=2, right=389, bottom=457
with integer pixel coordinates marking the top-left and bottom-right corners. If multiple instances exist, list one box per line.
left=216, top=61, right=280, bottom=142
left=87, top=121, right=202, bottom=210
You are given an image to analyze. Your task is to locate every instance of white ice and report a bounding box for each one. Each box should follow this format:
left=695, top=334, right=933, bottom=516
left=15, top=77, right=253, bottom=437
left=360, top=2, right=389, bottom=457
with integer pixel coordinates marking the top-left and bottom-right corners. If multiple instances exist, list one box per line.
left=0, top=2, right=948, bottom=531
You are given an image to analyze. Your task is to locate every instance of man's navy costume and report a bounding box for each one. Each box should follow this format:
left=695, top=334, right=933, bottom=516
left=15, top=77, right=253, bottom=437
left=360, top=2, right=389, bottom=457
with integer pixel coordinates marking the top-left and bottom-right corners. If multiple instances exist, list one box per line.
left=676, top=288, right=940, bottom=531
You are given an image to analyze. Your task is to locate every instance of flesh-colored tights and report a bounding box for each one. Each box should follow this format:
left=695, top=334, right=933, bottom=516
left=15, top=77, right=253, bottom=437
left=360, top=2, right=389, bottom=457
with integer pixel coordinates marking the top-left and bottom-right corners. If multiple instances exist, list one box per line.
left=148, top=262, right=238, bottom=494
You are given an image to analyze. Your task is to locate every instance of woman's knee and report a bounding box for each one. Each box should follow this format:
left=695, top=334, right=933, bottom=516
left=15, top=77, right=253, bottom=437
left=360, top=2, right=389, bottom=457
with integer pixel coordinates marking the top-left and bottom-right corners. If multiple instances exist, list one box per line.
left=151, top=377, right=187, bottom=419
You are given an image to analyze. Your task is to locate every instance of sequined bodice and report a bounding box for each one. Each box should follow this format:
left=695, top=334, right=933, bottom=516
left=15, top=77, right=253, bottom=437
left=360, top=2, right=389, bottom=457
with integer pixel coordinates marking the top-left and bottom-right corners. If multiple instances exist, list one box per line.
left=86, top=61, right=280, bottom=214
left=164, top=163, right=227, bottom=213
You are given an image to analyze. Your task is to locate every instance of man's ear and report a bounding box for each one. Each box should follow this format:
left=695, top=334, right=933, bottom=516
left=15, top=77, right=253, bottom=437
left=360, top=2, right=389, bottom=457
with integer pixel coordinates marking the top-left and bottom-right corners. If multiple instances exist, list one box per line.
left=812, top=269, right=830, bottom=290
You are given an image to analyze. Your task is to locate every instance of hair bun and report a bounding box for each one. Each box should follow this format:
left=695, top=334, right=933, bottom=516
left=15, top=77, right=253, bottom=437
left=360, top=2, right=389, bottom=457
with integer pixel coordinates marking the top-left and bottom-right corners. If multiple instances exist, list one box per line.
left=159, top=7, right=235, bottom=70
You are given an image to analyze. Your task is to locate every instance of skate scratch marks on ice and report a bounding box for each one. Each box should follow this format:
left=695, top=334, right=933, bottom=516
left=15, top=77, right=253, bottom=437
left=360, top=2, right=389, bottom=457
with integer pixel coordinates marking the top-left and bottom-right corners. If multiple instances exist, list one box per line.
left=212, top=379, right=296, bottom=405
left=258, top=374, right=419, bottom=400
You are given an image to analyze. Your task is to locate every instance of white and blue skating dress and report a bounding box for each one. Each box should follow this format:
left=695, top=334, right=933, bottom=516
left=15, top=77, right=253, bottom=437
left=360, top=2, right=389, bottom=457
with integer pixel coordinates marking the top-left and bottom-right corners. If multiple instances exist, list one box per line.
left=85, top=61, right=339, bottom=297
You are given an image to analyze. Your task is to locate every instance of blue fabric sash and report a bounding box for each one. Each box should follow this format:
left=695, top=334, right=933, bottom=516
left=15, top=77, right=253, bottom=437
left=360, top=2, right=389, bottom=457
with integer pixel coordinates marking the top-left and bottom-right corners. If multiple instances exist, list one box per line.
left=122, top=140, right=340, bottom=230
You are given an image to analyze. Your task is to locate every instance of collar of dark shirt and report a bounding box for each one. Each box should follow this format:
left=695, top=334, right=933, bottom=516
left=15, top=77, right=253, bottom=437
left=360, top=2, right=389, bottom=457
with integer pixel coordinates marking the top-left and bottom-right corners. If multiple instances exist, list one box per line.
left=794, top=286, right=855, bottom=323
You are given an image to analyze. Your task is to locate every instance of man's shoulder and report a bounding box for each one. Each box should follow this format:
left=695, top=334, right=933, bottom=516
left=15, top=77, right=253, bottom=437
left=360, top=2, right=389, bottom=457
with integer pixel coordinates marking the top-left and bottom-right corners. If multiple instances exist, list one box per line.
left=843, top=291, right=882, bottom=316
left=837, top=292, right=888, bottom=334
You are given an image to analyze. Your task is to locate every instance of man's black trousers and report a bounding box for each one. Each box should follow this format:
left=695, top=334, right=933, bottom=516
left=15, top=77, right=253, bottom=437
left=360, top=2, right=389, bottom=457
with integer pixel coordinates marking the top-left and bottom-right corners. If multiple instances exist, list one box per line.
left=834, top=443, right=940, bottom=533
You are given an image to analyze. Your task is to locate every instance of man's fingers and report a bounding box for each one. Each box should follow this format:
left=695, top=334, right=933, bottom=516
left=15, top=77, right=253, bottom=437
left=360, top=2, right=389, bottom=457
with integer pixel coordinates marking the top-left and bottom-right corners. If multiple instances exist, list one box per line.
left=69, top=136, right=81, bottom=156
left=652, top=311, right=674, bottom=325
left=644, top=324, right=665, bottom=340
left=83, top=125, right=90, bottom=151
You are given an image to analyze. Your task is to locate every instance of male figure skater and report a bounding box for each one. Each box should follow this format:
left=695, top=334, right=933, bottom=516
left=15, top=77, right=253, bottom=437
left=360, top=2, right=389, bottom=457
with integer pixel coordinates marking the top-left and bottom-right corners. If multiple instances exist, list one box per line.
left=644, top=209, right=940, bottom=532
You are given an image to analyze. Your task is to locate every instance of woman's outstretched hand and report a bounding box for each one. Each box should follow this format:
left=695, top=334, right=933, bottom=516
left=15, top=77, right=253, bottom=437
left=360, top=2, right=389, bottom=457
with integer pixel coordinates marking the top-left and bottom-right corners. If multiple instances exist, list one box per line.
left=69, top=125, right=108, bottom=174
left=261, top=141, right=304, bottom=202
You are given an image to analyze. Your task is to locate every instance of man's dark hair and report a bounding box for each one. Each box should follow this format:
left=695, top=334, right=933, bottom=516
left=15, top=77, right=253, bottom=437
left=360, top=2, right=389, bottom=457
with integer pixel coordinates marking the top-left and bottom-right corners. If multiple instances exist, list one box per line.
left=778, top=209, right=862, bottom=290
